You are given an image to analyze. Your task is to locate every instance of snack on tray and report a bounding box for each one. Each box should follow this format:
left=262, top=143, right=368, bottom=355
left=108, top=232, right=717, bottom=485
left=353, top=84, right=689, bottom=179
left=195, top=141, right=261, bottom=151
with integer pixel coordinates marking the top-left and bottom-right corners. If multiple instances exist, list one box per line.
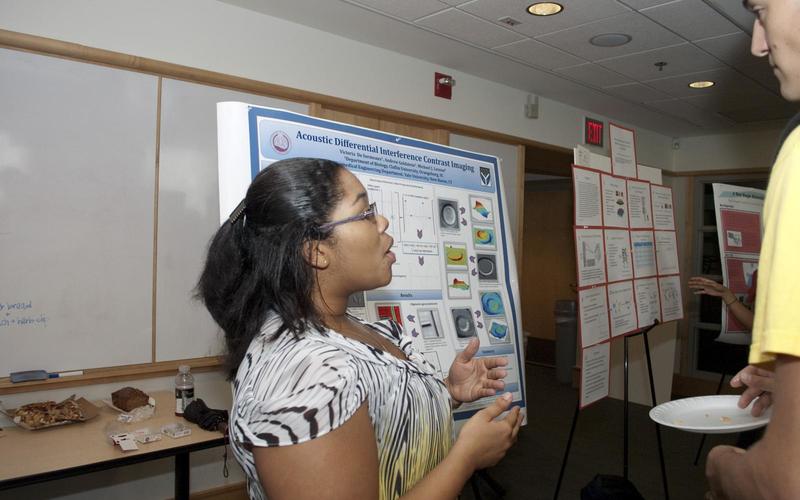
left=111, top=387, right=150, bottom=412
left=14, top=399, right=83, bottom=428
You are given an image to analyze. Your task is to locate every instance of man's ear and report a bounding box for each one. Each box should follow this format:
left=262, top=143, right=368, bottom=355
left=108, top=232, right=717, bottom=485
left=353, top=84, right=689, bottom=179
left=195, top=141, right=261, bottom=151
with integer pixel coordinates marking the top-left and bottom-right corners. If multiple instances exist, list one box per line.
left=303, top=240, right=331, bottom=270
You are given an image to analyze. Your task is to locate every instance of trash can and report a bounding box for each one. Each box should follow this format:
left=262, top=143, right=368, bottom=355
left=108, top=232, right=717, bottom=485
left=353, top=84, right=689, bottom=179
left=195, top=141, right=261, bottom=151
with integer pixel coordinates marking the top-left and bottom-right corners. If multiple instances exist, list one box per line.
left=554, top=300, right=578, bottom=385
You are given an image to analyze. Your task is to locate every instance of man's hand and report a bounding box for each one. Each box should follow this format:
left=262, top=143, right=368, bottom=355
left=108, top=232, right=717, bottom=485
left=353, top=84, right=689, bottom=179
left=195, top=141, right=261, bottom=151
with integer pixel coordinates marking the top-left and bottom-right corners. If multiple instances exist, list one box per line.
left=731, top=365, right=774, bottom=417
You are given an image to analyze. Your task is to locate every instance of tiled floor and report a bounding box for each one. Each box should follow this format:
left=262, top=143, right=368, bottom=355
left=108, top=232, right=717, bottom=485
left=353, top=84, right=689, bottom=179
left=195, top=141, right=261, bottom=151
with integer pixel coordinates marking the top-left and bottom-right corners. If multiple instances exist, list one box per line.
left=459, top=364, right=739, bottom=499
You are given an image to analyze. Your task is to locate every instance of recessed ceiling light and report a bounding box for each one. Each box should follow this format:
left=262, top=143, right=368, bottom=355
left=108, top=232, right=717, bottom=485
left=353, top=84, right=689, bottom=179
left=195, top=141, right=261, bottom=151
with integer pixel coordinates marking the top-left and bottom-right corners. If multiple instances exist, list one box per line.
left=527, top=2, right=563, bottom=16
left=688, top=80, right=715, bottom=89
left=589, top=33, right=632, bottom=47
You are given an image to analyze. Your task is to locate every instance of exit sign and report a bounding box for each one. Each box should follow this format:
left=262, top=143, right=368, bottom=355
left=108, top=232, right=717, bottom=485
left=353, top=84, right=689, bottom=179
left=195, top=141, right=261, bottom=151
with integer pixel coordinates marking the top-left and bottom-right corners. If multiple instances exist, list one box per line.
left=584, top=117, right=604, bottom=147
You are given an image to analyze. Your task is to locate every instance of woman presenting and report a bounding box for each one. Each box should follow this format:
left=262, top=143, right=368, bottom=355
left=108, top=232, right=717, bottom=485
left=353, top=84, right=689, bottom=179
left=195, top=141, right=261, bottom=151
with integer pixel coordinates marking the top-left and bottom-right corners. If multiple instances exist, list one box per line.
left=198, top=157, right=522, bottom=500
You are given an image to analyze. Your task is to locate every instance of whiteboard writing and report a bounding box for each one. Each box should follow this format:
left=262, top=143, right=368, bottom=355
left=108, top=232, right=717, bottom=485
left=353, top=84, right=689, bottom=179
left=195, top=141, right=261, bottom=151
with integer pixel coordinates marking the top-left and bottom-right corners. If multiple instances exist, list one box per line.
left=0, top=301, right=47, bottom=328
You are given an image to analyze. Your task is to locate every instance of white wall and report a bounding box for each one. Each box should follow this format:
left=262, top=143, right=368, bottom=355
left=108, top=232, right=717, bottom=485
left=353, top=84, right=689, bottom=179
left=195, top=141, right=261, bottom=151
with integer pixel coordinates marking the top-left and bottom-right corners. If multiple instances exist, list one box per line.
left=673, top=127, right=782, bottom=171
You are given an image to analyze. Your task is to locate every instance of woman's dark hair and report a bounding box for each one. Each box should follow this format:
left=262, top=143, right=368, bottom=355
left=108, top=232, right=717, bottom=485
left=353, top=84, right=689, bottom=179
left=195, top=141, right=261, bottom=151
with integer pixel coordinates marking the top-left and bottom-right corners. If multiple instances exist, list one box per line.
left=197, top=158, right=345, bottom=379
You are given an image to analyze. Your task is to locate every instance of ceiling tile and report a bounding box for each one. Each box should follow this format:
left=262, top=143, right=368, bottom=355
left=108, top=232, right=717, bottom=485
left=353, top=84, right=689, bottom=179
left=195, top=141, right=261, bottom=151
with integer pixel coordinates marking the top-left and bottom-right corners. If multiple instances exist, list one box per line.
left=719, top=106, right=797, bottom=123
left=641, top=0, right=739, bottom=41
left=350, top=0, right=450, bottom=21
left=644, top=66, right=764, bottom=97
left=440, top=0, right=472, bottom=5
left=683, top=85, right=784, bottom=110
left=554, top=63, right=632, bottom=87
left=694, top=32, right=757, bottom=69
left=494, top=39, right=585, bottom=69
left=415, top=8, right=526, bottom=48
left=705, top=0, right=755, bottom=34
left=738, top=60, right=781, bottom=93
left=618, top=0, right=675, bottom=9
left=602, top=82, right=672, bottom=103
left=536, top=12, right=684, bottom=61
left=597, top=43, right=725, bottom=81
left=459, top=0, right=630, bottom=37
left=646, top=98, right=735, bottom=127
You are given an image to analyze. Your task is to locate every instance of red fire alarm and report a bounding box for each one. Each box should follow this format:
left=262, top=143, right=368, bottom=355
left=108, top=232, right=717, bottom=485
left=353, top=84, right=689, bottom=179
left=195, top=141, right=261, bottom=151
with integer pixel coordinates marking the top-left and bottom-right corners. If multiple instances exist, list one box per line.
left=435, top=72, right=454, bottom=99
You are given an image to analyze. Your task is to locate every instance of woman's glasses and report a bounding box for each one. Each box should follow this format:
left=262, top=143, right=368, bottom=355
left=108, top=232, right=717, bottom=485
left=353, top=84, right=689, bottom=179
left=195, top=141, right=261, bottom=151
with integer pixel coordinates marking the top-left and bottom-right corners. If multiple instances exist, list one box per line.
left=319, top=202, right=378, bottom=230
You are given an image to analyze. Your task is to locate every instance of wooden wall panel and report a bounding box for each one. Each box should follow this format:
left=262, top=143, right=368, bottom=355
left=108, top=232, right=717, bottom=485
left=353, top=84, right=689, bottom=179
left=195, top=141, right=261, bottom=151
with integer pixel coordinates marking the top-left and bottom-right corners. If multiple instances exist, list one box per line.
left=522, top=186, right=576, bottom=340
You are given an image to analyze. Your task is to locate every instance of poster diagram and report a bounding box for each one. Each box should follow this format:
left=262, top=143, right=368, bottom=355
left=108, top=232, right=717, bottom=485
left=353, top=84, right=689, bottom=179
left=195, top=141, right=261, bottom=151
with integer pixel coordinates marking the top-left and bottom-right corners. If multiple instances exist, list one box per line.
left=604, top=229, right=633, bottom=282
left=712, top=184, right=765, bottom=339
left=217, top=103, right=525, bottom=420
left=627, top=180, right=653, bottom=229
left=576, top=229, right=607, bottom=287
left=601, top=174, right=629, bottom=228
left=631, top=230, right=657, bottom=278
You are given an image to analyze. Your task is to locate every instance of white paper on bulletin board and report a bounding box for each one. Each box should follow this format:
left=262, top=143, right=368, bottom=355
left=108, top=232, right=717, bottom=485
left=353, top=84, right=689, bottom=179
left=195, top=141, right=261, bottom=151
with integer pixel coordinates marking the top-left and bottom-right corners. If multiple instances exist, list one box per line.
left=216, top=103, right=525, bottom=421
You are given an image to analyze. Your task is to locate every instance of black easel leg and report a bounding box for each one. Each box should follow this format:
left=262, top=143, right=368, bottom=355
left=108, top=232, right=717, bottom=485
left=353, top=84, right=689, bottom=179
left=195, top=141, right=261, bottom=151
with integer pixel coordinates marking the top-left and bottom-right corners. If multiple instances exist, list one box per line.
left=553, top=404, right=580, bottom=500
left=624, top=335, right=629, bottom=481
left=643, top=327, right=670, bottom=500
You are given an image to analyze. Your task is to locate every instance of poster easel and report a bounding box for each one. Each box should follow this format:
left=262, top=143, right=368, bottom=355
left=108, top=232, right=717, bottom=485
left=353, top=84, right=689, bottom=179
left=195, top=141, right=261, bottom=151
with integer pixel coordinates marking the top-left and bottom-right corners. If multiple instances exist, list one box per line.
left=553, top=321, right=669, bottom=500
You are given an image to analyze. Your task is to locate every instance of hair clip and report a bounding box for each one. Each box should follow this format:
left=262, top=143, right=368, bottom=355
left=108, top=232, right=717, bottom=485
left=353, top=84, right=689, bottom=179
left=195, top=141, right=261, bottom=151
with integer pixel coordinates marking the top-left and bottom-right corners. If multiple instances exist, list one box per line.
left=228, top=199, right=246, bottom=224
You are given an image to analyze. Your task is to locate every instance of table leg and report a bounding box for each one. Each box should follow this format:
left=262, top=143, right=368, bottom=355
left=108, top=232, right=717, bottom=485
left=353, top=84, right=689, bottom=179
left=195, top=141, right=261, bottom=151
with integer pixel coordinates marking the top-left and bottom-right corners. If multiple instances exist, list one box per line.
left=175, top=450, right=190, bottom=500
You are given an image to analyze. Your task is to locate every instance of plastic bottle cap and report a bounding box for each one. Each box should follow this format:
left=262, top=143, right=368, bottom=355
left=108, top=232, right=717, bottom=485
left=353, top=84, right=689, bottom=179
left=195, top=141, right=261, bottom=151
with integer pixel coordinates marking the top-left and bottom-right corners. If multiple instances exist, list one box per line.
left=178, top=365, right=190, bottom=373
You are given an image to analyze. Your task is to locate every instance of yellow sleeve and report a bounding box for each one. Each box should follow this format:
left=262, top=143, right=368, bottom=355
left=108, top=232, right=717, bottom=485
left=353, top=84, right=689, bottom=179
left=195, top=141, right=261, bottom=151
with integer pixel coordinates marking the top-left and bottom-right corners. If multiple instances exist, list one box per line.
left=750, top=128, right=800, bottom=363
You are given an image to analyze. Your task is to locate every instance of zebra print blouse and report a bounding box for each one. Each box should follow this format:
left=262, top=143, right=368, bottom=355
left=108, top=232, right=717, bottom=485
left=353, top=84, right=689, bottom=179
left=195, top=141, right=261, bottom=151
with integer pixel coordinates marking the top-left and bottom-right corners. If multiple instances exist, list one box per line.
left=229, top=314, right=454, bottom=500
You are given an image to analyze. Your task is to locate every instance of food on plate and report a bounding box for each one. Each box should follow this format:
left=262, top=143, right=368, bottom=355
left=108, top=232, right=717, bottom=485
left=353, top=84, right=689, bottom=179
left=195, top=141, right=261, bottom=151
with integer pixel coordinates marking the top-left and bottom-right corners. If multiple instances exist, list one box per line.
left=14, top=399, right=83, bottom=428
left=111, top=387, right=150, bottom=411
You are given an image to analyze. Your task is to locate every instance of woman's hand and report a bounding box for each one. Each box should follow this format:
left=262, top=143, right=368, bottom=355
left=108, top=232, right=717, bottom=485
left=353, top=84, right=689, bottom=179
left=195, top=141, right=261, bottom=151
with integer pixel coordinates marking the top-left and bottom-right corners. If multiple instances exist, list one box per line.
left=731, top=365, right=775, bottom=417
left=445, top=337, right=507, bottom=404
left=451, top=393, right=523, bottom=471
left=688, top=276, right=736, bottom=304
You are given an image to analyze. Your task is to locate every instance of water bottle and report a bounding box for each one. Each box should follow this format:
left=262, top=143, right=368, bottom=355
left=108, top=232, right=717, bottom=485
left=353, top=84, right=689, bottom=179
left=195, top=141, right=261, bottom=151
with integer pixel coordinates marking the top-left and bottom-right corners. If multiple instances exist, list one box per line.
left=175, top=365, right=195, bottom=416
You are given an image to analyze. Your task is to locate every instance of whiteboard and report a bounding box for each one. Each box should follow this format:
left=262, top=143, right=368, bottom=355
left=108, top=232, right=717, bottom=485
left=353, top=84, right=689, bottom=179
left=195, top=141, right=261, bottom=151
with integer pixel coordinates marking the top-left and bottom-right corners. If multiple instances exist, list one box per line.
left=155, top=79, right=307, bottom=361
left=0, top=49, right=157, bottom=375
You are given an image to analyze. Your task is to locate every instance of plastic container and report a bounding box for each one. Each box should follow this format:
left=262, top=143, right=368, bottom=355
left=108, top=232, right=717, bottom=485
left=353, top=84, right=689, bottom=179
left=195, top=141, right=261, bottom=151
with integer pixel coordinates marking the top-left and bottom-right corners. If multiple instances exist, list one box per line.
left=174, top=365, right=195, bottom=416
left=554, top=300, right=578, bottom=385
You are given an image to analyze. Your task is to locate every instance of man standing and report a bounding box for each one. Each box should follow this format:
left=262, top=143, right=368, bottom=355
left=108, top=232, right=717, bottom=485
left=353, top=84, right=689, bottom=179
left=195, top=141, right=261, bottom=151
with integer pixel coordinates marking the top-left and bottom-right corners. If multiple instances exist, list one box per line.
left=705, top=1, right=800, bottom=498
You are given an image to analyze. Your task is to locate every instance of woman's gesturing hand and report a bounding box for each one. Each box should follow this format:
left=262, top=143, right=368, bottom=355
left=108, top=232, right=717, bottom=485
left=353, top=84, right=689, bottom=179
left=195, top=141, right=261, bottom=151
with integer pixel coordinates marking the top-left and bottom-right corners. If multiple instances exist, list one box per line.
left=446, top=337, right=508, bottom=404
left=452, top=393, right=523, bottom=471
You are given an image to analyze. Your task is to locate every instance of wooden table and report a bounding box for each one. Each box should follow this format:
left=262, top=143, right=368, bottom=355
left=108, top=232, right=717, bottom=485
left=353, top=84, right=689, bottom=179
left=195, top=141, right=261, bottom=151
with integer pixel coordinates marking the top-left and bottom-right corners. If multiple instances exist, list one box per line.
left=0, top=391, right=227, bottom=499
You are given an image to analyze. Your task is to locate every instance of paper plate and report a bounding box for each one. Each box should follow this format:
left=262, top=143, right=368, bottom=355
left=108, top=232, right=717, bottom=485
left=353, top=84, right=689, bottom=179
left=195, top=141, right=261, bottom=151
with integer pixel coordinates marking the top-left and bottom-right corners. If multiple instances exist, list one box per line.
left=649, top=395, right=771, bottom=434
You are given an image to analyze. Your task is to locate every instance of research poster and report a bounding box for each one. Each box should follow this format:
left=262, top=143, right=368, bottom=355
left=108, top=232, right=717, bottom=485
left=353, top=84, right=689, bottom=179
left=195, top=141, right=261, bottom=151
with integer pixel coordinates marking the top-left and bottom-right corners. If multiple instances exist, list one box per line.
left=580, top=341, right=610, bottom=409
left=712, top=183, right=765, bottom=340
left=609, top=123, right=637, bottom=179
left=575, top=228, right=607, bottom=287
left=651, top=185, right=676, bottom=231
left=604, top=229, right=633, bottom=282
left=601, top=174, right=629, bottom=228
left=578, top=286, right=610, bottom=348
left=216, top=104, right=525, bottom=419
left=573, top=167, right=603, bottom=227
left=627, top=180, right=653, bottom=229
left=654, top=230, right=680, bottom=276
left=634, top=277, right=661, bottom=328
left=630, top=230, right=657, bottom=278
left=571, top=159, right=681, bottom=407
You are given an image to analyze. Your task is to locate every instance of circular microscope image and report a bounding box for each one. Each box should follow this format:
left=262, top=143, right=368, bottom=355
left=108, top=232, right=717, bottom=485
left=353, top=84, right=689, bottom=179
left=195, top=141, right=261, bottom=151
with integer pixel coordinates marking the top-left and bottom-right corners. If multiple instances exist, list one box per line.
left=477, top=254, right=497, bottom=280
left=480, top=292, right=505, bottom=316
